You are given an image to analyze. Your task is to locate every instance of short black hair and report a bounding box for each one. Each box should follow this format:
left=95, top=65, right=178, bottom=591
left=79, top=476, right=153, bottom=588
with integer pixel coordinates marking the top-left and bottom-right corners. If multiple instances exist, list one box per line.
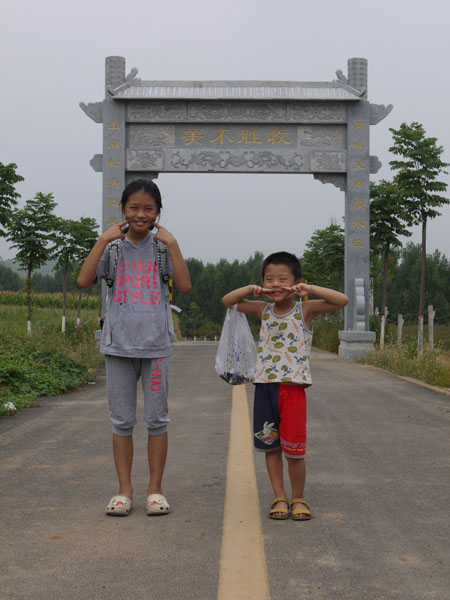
left=262, top=251, right=302, bottom=280
left=121, top=179, right=162, bottom=213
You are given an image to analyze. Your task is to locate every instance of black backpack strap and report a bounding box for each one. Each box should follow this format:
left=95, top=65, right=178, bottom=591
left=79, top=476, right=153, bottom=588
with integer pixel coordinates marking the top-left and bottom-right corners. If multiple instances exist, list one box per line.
left=105, top=240, right=121, bottom=288
left=104, top=239, right=122, bottom=345
left=154, top=240, right=174, bottom=336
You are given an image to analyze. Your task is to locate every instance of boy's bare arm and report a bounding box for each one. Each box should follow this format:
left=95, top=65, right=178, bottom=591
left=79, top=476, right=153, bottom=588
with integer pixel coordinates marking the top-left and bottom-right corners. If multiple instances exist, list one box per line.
left=222, top=285, right=270, bottom=319
left=282, top=283, right=348, bottom=327
left=77, top=221, right=128, bottom=288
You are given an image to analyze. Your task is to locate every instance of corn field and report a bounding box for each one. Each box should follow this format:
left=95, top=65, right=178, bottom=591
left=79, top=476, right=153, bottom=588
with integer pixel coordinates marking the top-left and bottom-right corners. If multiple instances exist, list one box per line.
left=0, top=290, right=101, bottom=310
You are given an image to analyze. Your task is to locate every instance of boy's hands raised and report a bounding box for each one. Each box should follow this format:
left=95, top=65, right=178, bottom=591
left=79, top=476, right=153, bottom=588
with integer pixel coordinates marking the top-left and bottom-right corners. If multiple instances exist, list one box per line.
left=250, top=285, right=272, bottom=298
left=282, top=283, right=312, bottom=299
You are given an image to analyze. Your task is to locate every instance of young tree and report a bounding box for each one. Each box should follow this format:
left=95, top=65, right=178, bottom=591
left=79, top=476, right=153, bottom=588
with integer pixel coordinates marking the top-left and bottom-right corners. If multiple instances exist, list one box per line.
left=0, top=162, right=24, bottom=236
left=389, top=122, right=449, bottom=354
left=301, top=223, right=345, bottom=291
left=370, top=180, right=411, bottom=315
left=7, top=193, right=57, bottom=332
left=72, top=217, right=99, bottom=325
left=53, top=217, right=99, bottom=331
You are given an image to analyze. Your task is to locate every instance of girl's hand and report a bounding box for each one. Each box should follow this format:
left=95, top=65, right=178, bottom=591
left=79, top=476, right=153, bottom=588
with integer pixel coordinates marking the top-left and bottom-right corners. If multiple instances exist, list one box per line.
left=153, top=222, right=176, bottom=247
left=282, top=283, right=312, bottom=299
left=100, top=220, right=128, bottom=243
left=251, top=285, right=272, bottom=298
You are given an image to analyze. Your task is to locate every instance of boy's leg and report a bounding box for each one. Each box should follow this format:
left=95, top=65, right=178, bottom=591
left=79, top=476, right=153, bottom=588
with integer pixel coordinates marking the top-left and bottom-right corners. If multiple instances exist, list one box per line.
left=278, top=385, right=309, bottom=517
left=266, top=449, right=289, bottom=516
left=141, top=357, right=171, bottom=496
left=254, top=384, right=289, bottom=516
left=287, top=456, right=306, bottom=500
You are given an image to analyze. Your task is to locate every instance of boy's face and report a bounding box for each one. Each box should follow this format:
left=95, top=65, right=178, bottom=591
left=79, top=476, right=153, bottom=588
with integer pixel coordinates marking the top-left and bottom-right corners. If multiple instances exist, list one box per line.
left=262, top=263, right=302, bottom=303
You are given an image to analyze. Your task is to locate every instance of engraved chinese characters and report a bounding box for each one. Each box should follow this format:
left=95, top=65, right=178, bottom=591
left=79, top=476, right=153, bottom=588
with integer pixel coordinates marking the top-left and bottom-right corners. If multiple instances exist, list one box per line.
left=125, top=124, right=348, bottom=173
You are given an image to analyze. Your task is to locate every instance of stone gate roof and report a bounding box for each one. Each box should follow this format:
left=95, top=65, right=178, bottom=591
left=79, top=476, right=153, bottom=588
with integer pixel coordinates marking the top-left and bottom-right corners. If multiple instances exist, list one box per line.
left=111, top=80, right=362, bottom=101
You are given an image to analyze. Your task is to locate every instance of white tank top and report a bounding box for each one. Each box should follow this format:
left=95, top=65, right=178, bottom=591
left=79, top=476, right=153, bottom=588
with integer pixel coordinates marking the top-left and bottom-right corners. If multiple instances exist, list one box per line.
left=254, top=301, right=312, bottom=386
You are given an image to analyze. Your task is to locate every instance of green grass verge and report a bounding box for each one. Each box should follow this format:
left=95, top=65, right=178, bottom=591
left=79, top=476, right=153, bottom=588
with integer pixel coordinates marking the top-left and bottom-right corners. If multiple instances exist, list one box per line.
left=359, top=343, right=450, bottom=388
left=0, top=305, right=104, bottom=415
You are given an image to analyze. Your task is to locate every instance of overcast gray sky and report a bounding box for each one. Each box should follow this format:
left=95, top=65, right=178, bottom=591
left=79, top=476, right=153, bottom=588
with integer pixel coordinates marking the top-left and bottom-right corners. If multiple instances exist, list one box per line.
left=1, top=0, right=449, bottom=264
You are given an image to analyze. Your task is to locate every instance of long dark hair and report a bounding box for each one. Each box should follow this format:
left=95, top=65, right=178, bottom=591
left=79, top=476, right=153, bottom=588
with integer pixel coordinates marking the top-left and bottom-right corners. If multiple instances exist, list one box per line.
left=120, top=179, right=162, bottom=214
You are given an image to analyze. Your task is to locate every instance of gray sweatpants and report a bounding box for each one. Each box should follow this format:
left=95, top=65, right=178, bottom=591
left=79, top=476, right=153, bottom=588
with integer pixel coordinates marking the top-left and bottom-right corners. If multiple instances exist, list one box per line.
left=104, top=354, right=171, bottom=436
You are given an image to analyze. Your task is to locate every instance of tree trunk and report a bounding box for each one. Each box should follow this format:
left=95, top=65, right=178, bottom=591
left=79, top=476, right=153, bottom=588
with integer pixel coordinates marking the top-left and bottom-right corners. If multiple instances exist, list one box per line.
left=62, top=266, right=68, bottom=332
left=419, top=217, right=427, bottom=316
left=397, top=314, right=404, bottom=345
left=77, top=287, right=82, bottom=326
left=27, top=265, right=32, bottom=334
left=381, top=245, right=390, bottom=317
left=418, top=217, right=427, bottom=356
left=380, top=310, right=388, bottom=349
left=428, top=304, right=435, bottom=349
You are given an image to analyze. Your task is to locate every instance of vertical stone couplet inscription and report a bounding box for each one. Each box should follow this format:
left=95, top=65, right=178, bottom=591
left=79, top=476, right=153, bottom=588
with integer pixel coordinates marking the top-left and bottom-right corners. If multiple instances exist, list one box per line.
left=103, top=59, right=126, bottom=232
left=345, top=99, right=370, bottom=330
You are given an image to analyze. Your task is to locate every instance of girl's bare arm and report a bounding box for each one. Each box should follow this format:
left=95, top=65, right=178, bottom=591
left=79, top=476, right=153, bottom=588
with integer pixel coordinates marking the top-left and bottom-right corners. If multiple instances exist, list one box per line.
left=153, top=223, right=191, bottom=294
left=77, top=221, right=128, bottom=288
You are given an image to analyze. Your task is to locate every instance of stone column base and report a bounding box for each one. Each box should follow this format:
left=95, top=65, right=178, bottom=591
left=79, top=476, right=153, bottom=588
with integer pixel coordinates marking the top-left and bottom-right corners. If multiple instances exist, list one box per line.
left=338, top=330, right=376, bottom=359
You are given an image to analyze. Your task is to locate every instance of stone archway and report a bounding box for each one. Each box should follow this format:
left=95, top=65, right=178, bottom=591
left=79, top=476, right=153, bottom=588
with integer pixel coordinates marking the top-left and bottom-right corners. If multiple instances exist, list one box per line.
left=80, top=56, right=392, bottom=358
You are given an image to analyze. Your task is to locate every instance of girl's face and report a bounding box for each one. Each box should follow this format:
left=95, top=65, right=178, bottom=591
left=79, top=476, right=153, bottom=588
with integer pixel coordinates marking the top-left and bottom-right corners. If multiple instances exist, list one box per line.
left=122, top=191, right=159, bottom=235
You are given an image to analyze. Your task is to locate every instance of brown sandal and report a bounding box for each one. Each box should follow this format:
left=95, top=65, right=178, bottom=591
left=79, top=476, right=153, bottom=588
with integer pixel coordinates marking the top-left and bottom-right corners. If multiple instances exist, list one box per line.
left=290, top=498, right=311, bottom=521
left=269, top=496, right=289, bottom=520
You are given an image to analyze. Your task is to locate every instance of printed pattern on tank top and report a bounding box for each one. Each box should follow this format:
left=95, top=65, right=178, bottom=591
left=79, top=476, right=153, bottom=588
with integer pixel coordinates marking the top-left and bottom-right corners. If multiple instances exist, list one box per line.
left=254, top=301, right=312, bottom=385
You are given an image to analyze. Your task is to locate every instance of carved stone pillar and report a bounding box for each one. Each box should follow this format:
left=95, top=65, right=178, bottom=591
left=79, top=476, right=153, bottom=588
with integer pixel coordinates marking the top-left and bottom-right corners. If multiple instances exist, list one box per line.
left=338, top=58, right=376, bottom=359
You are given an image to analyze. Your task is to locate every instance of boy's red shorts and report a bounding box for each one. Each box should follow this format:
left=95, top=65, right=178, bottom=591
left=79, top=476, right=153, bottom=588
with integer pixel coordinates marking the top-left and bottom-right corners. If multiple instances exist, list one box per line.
left=253, top=383, right=306, bottom=458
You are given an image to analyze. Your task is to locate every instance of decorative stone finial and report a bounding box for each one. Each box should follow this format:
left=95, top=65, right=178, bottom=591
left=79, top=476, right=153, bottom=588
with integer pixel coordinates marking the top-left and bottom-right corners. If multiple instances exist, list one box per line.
left=348, top=58, right=367, bottom=97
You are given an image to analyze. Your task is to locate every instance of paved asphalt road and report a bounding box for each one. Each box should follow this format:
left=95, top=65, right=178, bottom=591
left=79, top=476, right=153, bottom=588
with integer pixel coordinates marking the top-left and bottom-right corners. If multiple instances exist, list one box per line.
left=1, top=343, right=450, bottom=600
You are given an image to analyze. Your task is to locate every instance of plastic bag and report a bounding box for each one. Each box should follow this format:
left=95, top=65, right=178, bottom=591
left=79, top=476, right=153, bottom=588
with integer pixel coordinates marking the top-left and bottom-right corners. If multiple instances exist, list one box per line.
left=215, top=306, right=257, bottom=385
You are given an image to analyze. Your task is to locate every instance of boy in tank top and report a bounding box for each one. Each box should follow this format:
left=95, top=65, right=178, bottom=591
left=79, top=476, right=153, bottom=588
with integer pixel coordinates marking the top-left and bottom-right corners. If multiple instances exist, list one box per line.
left=222, top=252, right=348, bottom=520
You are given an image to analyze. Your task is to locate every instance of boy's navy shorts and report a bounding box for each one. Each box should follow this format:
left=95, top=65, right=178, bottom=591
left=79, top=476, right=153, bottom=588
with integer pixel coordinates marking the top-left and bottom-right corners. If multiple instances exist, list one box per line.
left=253, top=383, right=306, bottom=458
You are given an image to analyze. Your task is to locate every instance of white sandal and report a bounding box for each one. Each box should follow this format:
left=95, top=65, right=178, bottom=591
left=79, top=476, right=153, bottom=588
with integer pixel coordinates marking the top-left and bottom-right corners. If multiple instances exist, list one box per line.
left=105, top=495, right=132, bottom=516
left=146, top=493, right=170, bottom=515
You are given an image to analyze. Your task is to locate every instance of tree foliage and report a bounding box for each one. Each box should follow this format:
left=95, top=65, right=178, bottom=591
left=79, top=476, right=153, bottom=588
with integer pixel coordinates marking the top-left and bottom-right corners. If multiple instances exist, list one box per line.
left=51, top=217, right=99, bottom=327
left=389, top=122, right=449, bottom=320
left=374, top=243, right=450, bottom=323
left=301, top=223, right=344, bottom=291
left=370, top=180, right=411, bottom=313
left=6, top=193, right=57, bottom=326
left=0, top=263, right=23, bottom=291
left=173, top=252, right=265, bottom=337
left=0, top=162, right=24, bottom=237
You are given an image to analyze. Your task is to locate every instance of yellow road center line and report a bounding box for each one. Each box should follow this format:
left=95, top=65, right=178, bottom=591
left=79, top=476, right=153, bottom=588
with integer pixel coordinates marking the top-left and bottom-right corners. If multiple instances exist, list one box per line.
left=218, top=385, right=270, bottom=600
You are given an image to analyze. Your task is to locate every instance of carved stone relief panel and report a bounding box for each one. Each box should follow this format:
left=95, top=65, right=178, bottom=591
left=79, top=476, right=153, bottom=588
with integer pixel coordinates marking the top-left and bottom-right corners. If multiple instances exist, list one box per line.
left=128, top=125, right=175, bottom=148
left=310, top=151, right=346, bottom=172
left=297, top=125, right=346, bottom=149
left=127, top=100, right=347, bottom=123
left=127, top=101, right=188, bottom=122
left=127, top=150, right=165, bottom=171
left=126, top=148, right=306, bottom=173
left=288, top=102, right=346, bottom=123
